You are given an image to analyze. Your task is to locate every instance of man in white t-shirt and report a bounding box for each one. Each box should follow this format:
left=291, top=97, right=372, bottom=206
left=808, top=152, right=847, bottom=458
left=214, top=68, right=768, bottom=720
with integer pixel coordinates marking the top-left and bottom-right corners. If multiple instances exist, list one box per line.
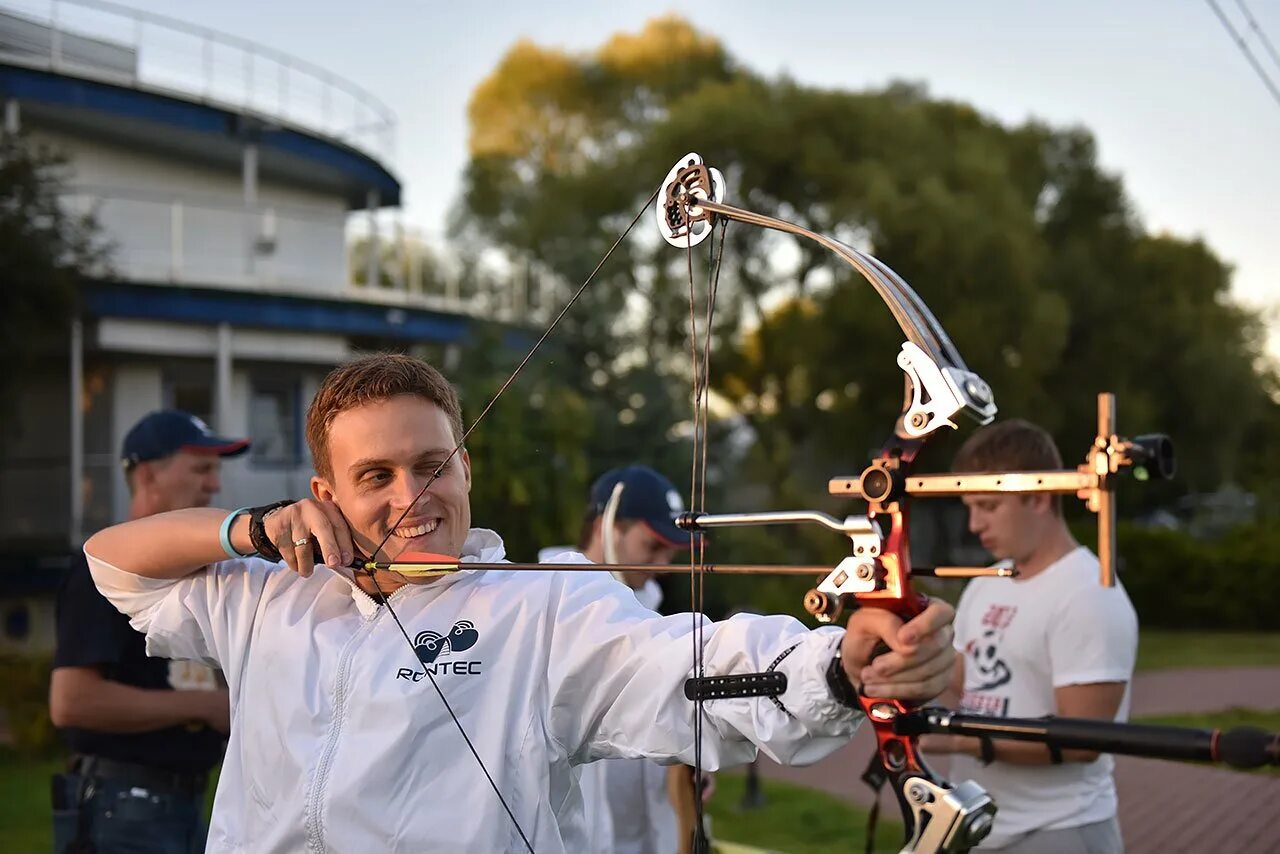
left=922, top=419, right=1138, bottom=852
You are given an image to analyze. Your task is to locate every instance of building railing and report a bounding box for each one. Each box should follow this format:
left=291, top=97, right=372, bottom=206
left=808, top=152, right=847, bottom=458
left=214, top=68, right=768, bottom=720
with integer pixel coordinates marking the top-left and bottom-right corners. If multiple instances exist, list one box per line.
left=0, top=0, right=395, bottom=162
left=62, top=185, right=350, bottom=293
left=61, top=187, right=554, bottom=325
left=351, top=228, right=559, bottom=326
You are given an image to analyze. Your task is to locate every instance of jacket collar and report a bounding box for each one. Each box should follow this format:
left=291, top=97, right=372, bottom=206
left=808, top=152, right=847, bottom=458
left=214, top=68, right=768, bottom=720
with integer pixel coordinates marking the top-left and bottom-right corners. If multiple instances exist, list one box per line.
left=339, top=528, right=507, bottom=617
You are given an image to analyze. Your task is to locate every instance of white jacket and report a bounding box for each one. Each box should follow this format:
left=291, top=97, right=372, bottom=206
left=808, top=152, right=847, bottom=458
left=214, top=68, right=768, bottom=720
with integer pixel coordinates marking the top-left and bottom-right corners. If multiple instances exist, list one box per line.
left=87, top=529, right=860, bottom=853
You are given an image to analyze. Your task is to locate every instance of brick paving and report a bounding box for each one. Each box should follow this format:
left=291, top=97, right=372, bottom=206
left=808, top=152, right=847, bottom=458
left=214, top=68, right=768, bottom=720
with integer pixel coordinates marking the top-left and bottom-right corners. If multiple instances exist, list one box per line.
left=756, top=667, right=1280, bottom=852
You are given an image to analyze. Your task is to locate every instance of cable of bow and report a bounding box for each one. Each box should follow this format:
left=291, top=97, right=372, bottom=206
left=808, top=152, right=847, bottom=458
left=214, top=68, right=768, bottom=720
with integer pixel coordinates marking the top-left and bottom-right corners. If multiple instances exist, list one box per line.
left=683, top=216, right=726, bottom=853
left=352, top=185, right=661, bottom=853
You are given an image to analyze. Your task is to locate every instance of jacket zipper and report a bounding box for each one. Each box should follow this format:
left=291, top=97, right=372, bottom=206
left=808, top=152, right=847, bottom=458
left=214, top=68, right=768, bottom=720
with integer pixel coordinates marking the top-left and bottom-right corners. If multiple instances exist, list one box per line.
left=303, top=607, right=380, bottom=852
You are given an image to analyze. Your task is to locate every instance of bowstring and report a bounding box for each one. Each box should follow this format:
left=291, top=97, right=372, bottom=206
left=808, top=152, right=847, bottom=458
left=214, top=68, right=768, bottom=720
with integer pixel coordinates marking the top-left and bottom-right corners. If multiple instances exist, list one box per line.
left=684, top=220, right=704, bottom=852
left=355, top=185, right=662, bottom=853
left=686, top=213, right=727, bottom=854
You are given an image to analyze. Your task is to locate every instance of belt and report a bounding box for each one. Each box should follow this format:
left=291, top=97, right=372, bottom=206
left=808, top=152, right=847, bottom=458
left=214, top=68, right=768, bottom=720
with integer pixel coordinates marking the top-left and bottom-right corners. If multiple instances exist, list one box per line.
left=69, top=755, right=208, bottom=798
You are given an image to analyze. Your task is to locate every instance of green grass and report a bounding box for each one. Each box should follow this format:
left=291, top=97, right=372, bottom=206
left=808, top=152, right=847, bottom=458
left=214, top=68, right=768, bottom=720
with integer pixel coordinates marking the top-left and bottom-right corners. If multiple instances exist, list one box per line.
left=1136, top=631, right=1280, bottom=671
left=0, top=751, right=887, bottom=854
left=707, top=772, right=902, bottom=854
left=0, top=749, right=220, bottom=852
left=0, top=749, right=62, bottom=852
left=1131, top=708, right=1280, bottom=777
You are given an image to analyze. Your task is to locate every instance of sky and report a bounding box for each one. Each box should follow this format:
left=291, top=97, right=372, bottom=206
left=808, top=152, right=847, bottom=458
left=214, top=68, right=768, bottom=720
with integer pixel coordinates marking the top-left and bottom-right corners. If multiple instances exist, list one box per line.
left=108, top=0, right=1280, bottom=351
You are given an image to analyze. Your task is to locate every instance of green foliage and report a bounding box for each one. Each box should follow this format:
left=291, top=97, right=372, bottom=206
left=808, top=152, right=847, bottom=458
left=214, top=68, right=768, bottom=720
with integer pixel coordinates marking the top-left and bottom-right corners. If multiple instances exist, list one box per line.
left=449, top=326, right=596, bottom=560
left=0, top=132, right=107, bottom=422
left=458, top=18, right=1280, bottom=580
left=0, top=656, right=57, bottom=756
left=1112, top=523, right=1280, bottom=630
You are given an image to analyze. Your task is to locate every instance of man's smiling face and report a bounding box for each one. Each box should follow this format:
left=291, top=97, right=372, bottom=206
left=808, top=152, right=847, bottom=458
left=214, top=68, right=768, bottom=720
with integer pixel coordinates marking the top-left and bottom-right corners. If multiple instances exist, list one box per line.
left=312, top=394, right=472, bottom=569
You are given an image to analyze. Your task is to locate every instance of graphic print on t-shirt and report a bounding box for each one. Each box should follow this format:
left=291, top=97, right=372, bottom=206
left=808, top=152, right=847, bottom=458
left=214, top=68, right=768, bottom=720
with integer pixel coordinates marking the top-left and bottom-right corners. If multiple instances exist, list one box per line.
left=960, top=603, right=1017, bottom=716
left=167, top=659, right=219, bottom=691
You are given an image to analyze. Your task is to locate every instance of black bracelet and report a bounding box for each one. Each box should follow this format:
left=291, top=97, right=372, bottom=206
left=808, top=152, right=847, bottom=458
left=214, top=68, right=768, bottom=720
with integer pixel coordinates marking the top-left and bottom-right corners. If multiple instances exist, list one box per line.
left=825, top=653, right=860, bottom=709
left=248, top=499, right=295, bottom=562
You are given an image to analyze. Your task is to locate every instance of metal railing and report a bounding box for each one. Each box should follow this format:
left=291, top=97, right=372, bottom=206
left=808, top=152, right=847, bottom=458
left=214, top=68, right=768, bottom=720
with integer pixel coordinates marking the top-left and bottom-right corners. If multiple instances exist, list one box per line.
left=62, top=185, right=350, bottom=292
left=351, top=228, right=558, bottom=326
left=0, top=0, right=396, bottom=161
left=61, top=187, right=552, bottom=325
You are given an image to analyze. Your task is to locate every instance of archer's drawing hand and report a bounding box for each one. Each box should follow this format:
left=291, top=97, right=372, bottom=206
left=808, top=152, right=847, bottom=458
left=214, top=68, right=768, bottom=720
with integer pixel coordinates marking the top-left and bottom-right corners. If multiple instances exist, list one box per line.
left=262, top=499, right=356, bottom=577
left=841, top=599, right=956, bottom=701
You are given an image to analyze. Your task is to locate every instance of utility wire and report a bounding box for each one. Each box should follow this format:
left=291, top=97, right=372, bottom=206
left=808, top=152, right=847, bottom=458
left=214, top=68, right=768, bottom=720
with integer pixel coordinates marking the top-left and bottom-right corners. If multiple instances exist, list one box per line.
left=1206, top=0, right=1280, bottom=109
left=1233, top=0, right=1280, bottom=73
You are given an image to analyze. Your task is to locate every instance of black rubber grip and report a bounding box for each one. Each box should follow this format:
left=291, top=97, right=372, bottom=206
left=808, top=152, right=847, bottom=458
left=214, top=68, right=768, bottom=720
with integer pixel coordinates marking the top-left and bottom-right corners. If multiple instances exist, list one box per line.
left=684, top=671, right=787, bottom=701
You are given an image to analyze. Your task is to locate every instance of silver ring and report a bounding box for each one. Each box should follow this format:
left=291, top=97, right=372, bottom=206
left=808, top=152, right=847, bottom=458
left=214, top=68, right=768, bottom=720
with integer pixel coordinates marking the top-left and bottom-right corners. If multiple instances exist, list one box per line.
left=293, top=537, right=310, bottom=547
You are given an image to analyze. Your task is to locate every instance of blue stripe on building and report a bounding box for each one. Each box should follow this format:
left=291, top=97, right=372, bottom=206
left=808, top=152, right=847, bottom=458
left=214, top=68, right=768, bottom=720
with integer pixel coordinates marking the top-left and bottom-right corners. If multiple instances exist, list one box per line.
left=0, top=65, right=400, bottom=206
left=84, top=281, right=474, bottom=342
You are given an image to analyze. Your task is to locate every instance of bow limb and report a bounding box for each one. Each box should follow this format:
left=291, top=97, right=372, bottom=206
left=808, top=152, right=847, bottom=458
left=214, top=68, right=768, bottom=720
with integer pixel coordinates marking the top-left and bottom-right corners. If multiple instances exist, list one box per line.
left=663, top=153, right=998, bottom=852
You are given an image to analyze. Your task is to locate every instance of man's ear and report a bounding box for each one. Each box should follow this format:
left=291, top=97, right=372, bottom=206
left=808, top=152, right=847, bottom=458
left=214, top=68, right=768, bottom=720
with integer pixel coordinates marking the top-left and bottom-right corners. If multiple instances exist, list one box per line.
left=1025, top=493, right=1053, bottom=515
left=460, top=448, right=472, bottom=490
left=132, top=461, right=156, bottom=491
left=311, top=474, right=336, bottom=503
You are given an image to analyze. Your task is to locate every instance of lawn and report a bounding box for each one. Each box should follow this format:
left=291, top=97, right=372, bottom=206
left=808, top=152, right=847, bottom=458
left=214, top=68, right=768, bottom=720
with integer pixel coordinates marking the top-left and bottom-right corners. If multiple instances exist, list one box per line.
left=0, top=750, right=220, bottom=852
left=707, top=772, right=902, bottom=853
left=0, top=751, right=889, bottom=854
left=1136, top=631, right=1280, bottom=671
left=0, top=749, right=62, bottom=852
left=5, top=630, right=1274, bottom=852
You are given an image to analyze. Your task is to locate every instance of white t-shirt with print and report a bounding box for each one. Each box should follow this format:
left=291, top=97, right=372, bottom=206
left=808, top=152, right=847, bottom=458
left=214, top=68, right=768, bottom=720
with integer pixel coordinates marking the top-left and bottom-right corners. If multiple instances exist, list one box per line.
left=947, top=546, right=1138, bottom=849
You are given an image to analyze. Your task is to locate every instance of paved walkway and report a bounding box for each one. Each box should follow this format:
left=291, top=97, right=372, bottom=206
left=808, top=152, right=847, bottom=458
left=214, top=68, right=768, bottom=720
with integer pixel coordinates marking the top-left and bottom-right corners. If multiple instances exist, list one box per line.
left=757, top=667, right=1280, bottom=852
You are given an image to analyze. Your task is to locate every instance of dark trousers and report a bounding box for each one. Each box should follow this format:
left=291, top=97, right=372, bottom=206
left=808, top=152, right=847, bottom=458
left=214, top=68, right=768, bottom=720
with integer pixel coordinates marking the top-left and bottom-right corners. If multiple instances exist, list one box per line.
left=51, top=772, right=207, bottom=854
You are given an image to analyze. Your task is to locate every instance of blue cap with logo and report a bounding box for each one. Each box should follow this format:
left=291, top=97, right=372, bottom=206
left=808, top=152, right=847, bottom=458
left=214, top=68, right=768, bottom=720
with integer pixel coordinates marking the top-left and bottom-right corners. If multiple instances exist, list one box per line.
left=588, top=465, right=690, bottom=548
left=121, top=410, right=251, bottom=470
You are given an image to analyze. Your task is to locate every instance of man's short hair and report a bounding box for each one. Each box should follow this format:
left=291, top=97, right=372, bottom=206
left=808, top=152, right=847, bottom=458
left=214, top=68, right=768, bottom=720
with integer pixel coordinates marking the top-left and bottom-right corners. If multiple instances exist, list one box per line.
left=952, top=419, right=1065, bottom=513
left=306, top=353, right=464, bottom=480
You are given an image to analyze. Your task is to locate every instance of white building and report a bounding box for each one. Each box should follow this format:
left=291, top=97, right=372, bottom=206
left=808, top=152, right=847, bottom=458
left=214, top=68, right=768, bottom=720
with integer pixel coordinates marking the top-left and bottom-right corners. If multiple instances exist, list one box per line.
left=0, top=0, right=537, bottom=654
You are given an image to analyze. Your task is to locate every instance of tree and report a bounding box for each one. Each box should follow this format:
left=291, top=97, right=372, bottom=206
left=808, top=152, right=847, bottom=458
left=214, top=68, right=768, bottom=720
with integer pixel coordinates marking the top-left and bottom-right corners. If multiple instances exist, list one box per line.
left=0, top=132, right=106, bottom=415
left=457, top=17, right=1280, bottom=576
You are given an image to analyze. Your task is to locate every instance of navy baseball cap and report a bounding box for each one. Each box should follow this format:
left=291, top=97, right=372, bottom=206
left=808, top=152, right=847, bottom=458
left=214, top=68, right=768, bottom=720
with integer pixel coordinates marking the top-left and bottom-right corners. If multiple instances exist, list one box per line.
left=589, top=465, right=690, bottom=548
left=121, top=410, right=251, bottom=469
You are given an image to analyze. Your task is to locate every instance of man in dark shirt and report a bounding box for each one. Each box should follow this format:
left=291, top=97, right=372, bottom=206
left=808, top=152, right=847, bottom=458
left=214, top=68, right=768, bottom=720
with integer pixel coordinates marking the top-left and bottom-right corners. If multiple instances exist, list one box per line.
left=50, top=410, right=250, bottom=853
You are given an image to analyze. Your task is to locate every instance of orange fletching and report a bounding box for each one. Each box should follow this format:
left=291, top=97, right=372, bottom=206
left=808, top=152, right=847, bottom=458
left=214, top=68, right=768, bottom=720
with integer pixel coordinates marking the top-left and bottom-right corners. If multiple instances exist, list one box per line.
left=394, top=551, right=461, bottom=564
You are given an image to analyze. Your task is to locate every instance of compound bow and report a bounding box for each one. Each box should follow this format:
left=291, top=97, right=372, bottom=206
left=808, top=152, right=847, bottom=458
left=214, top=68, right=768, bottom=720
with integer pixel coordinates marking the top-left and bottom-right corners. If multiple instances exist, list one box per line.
left=358, top=152, right=1275, bottom=854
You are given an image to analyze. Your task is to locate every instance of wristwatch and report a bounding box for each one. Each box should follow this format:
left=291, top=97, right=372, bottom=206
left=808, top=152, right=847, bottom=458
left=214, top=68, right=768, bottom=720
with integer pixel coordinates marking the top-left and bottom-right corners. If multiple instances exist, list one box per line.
left=248, top=499, right=295, bottom=562
left=826, top=652, right=860, bottom=708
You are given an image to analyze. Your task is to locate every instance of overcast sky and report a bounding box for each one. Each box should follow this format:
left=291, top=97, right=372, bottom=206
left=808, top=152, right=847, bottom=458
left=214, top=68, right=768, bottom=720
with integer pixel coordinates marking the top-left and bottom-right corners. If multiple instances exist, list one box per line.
left=99, top=0, right=1280, bottom=351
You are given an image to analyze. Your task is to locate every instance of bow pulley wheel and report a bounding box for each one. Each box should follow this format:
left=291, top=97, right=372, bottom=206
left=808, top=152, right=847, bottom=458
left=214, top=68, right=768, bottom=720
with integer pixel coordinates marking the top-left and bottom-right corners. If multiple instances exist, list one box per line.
left=657, top=152, right=725, bottom=247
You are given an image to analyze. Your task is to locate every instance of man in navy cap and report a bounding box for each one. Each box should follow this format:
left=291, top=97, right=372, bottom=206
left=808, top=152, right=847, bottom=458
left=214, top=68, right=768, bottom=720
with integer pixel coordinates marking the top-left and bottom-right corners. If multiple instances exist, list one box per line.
left=49, top=410, right=250, bottom=853
left=578, top=465, right=688, bottom=603
left=558, top=465, right=710, bottom=854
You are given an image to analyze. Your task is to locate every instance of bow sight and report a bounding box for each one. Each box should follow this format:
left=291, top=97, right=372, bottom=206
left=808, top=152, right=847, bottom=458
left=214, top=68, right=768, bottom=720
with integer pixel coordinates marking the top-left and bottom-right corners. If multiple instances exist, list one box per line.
left=811, top=391, right=1177, bottom=619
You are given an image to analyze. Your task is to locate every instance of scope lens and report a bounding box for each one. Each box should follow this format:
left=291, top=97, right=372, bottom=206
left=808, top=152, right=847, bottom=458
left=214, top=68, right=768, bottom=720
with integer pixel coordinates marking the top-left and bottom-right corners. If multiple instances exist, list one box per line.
left=1132, top=434, right=1175, bottom=480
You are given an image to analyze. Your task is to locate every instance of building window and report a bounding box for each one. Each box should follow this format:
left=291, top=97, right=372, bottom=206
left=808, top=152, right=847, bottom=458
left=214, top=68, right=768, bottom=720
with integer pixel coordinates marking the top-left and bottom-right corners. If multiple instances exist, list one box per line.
left=162, top=371, right=214, bottom=427
left=250, top=380, right=302, bottom=466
